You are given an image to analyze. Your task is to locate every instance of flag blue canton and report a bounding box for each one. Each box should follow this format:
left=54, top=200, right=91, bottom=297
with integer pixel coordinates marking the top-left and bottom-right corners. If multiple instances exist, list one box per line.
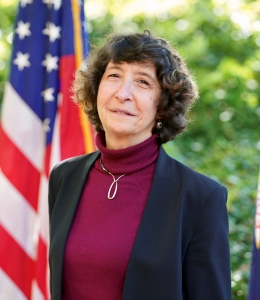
left=10, top=0, right=87, bottom=146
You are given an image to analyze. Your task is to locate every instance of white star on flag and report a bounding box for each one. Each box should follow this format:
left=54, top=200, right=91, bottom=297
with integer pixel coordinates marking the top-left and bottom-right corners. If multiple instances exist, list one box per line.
left=15, top=21, right=31, bottom=40
left=13, top=52, right=31, bottom=70
left=41, top=87, right=55, bottom=102
left=42, top=53, right=59, bottom=72
left=43, top=118, right=51, bottom=132
left=42, top=0, right=53, bottom=9
left=42, top=22, right=61, bottom=42
left=42, top=0, right=61, bottom=10
left=53, top=0, right=62, bottom=10
left=20, top=0, right=33, bottom=8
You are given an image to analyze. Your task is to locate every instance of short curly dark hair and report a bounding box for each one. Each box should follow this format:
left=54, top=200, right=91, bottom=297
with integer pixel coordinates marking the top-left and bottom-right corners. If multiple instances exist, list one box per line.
left=74, top=30, right=198, bottom=144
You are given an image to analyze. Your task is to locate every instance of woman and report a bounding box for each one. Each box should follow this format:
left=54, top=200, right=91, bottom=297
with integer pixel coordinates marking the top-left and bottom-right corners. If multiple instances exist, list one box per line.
left=49, top=31, right=231, bottom=300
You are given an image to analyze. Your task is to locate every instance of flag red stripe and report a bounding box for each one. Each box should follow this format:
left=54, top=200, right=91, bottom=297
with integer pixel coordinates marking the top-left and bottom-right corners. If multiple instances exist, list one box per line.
left=0, top=126, right=40, bottom=210
left=59, top=55, right=85, bottom=160
left=35, top=237, right=48, bottom=298
left=0, top=225, right=35, bottom=299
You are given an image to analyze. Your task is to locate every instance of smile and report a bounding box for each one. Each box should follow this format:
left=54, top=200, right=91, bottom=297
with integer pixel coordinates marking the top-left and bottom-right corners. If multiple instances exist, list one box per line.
left=111, top=109, right=135, bottom=116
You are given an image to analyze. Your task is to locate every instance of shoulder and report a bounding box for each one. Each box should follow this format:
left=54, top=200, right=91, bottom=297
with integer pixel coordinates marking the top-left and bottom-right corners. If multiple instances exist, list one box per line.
left=48, top=151, right=100, bottom=218
left=51, top=151, right=100, bottom=178
left=156, top=148, right=229, bottom=249
left=158, top=147, right=224, bottom=188
left=157, top=146, right=226, bottom=195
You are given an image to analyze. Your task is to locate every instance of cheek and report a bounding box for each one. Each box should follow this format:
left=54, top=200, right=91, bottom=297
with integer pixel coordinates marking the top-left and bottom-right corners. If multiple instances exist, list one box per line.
left=149, top=99, right=160, bottom=119
left=150, top=95, right=160, bottom=111
left=97, top=78, right=106, bottom=98
left=97, top=86, right=106, bottom=109
left=96, top=96, right=101, bottom=113
left=96, top=94, right=104, bottom=119
left=97, top=81, right=113, bottom=106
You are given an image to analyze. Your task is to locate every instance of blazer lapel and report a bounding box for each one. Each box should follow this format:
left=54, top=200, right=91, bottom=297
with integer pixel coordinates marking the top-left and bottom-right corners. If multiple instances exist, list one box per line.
left=122, top=146, right=184, bottom=300
left=49, top=152, right=100, bottom=299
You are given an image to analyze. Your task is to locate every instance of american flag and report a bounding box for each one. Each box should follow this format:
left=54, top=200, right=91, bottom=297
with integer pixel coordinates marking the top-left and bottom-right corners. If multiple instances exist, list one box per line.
left=248, top=172, right=260, bottom=299
left=0, top=0, right=95, bottom=298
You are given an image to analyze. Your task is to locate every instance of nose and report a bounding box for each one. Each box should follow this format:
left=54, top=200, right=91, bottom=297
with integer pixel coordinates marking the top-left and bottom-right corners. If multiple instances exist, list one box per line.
left=115, top=80, right=133, bottom=102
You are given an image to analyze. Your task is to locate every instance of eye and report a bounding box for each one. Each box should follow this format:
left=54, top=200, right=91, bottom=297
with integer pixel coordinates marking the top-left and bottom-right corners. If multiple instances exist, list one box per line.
left=108, top=73, right=119, bottom=78
left=138, top=79, right=150, bottom=87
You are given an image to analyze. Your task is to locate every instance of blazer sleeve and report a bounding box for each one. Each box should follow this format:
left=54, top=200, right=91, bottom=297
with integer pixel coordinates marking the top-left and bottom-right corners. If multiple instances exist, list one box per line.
left=182, top=185, right=231, bottom=300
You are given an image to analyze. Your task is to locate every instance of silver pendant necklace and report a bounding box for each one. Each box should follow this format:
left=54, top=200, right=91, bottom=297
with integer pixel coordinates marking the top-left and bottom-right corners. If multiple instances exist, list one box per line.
left=99, top=158, right=125, bottom=200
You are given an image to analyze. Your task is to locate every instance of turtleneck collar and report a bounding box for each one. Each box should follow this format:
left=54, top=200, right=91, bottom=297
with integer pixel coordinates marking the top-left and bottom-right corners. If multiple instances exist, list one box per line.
left=95, top=131, right=159, bottom=175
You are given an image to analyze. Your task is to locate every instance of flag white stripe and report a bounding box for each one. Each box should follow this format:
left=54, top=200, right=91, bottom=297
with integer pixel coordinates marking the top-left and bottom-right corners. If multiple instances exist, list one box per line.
left=0, top=171, right=38, bottom=259
left=31, top=279, right=45, bottom=300
left=0, top=269, right=27, bottom=300
left=1, top=82, right=45, bottom=171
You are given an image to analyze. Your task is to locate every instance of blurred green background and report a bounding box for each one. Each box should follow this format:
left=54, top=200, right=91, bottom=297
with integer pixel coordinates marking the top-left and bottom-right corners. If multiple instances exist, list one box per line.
left=1, top=0, right=260, bottom=298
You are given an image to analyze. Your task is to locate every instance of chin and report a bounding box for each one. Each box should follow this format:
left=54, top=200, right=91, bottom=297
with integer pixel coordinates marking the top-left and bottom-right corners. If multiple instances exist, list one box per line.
left=107, top=124, right=134, bottom=135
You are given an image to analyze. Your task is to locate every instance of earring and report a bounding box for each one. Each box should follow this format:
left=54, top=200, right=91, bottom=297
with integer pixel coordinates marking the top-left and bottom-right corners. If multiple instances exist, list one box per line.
left=156, top=120, right=162, bottom=129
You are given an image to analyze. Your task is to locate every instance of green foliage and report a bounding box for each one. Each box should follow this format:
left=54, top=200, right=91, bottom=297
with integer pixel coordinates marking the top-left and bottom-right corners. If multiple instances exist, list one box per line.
left=1, top=0, right=260, bottom=299
left=0, top=1, right=17, bottom=104
left=86, top=4, right=260, bottom=296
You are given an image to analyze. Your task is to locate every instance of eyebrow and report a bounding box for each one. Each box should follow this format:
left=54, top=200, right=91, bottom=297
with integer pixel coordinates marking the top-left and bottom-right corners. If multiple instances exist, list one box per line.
left=105, top=64, right=157, bottom=83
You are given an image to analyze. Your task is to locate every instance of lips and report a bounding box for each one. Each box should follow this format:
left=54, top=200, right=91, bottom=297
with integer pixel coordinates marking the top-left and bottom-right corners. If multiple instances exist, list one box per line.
left=110, top=109, right=135, bottom=116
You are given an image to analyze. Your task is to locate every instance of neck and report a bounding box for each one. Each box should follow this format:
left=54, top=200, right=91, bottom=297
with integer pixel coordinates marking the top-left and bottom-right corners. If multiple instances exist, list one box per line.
left=104, top=132, right=153, bottom=150
left=95, top=130, right=159, bottom=175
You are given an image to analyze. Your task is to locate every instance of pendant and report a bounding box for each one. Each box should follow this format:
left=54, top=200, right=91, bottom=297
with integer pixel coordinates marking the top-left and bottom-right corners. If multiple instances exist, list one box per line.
left=100, top=158, right=125, bottom=200
left=107, top=174, right=125, bottom=199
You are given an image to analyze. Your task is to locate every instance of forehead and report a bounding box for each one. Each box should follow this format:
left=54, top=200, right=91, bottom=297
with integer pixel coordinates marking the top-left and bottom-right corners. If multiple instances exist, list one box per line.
left=105, top=61, right=158, bottom=80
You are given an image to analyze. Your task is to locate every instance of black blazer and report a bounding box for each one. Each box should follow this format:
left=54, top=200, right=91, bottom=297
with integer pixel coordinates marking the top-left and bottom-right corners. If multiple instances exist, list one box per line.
left=48, top=146, right=231, bottom=300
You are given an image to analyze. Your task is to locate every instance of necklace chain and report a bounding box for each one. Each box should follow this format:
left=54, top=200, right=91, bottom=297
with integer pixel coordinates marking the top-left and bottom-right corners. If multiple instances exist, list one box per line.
left=100, top=158, right=125, bottom=200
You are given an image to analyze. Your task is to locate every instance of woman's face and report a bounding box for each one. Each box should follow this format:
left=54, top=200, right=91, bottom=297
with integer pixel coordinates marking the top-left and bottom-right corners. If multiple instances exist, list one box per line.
left=97, top=61, right=161, bottom=149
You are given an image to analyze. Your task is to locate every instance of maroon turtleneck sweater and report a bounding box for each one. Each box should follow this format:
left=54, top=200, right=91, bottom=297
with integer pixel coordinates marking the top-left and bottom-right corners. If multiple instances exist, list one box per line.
left=62, top=132, right=159, bottom=300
